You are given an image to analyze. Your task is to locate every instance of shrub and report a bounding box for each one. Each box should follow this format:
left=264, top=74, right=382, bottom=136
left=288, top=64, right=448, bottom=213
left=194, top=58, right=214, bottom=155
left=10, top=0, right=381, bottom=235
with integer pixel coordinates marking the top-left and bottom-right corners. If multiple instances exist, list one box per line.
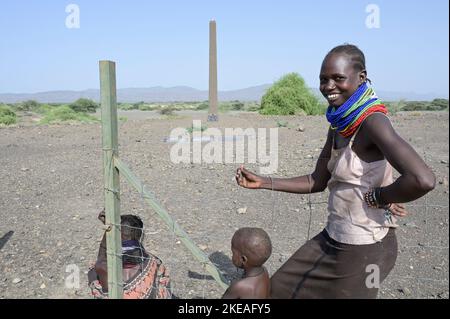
left=231, top=100, right=245, bottom=110
left=36, top=104, right=53, bottom=114
left=246, top=103, right=261, bottom=112
left=118, top=103, right=137, bottom=110
left=69, top=98, right=98, bottom=113
left=133, top=101, right=145, bottom=109
left=402, top=101, right=429, bottom=111
left=40, top=105, right=98, bottom=124
left=139, top=104, right=156, bottom=111
left=428, top=98, right=449, bottom=111
left=159, top=107, right=175, bottom=116
left=196, top=102, right=209, bottom=110
left=0, top=105, right=17, bottom=125
left=16, top=100, right=40, bottom=111
left=384, top=100, right=405, bottom=115
left=218, top=102, right=233, bottom=112
left=260, top=73, right=324, bottom=115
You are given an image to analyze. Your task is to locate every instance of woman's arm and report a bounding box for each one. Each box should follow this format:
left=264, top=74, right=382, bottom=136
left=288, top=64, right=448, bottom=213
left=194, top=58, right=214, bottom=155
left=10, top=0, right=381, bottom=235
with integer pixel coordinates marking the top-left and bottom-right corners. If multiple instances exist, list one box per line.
left=364, top=113, right=436, bottom=204
left=236, top=128, right=333, bottom=194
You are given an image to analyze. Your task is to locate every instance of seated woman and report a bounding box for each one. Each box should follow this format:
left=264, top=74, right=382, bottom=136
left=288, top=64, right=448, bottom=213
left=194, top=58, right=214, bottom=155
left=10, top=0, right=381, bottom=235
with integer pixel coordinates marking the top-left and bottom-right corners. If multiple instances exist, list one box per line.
left=87, top=210, right=173, bottom=299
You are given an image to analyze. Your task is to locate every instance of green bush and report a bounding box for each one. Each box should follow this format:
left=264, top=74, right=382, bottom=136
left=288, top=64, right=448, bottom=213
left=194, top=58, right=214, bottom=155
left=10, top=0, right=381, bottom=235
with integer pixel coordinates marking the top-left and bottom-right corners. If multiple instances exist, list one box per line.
left=118, top=103, right=138, bottom=110
left=428, top=98, right=449, bottom=110
left=139, top=104, right=157, bottom=111
left=133, top=101, right=145, bottom=109
left=218, top=102, right=232, bottom=112
left=246, top=102, right=261, bottom=112
left=16, top=100, right=40, bottom=111
left=402, top=101, right=429, bottom=111
left=384, top=100, right=405, bottom=114
left=40, top=105, right=98, bottom=124
left=260, top=73, right=324, bottom=115
left=231, top=100, right=245, bottom=110
left=0, top=105, right=17, bottom=125
left=159, top=107, right=175, bottom=116
left=36, top=104, right=53, bottom=114
left=69, top=98, right=98, bottom=113
left=196, top=102, right=209, bottom=110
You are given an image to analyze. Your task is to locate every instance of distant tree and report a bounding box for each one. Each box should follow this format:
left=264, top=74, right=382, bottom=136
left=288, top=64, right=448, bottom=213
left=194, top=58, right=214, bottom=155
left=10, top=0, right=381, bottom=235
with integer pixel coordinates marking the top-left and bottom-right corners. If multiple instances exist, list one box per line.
left=159, top=107, right=175, bottom=115
left=132, top=101, right=145, bottom=109
left=231, top=100, right=245, bottom=110
left=69, top=98, right=99, bottom=113
left=17, top=100, right=40, bottom=111
left=196, top=101, right=209, bottom=110
left=259, top=73, right=324, bottom=115
left=428, top=98, right=449, bottom=111
left=402, top=101, right=430, bottom=111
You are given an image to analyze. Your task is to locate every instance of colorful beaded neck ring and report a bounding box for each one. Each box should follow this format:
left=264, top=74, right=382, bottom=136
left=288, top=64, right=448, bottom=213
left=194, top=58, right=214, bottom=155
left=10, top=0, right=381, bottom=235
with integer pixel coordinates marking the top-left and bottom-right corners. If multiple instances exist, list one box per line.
left=326, top=82, right=388, bottom=137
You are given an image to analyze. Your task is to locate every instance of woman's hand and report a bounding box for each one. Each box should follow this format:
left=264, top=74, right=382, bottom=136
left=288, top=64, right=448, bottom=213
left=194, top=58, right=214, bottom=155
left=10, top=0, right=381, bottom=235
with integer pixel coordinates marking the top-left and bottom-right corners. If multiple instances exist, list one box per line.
left=388, top=203, right=408, bottom=218
left=235, top=165, right=266, bottom=189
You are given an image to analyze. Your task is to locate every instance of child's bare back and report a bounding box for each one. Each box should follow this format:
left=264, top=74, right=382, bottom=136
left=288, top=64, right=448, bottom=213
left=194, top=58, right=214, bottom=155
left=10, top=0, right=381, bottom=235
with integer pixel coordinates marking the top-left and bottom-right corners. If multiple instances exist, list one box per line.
left=222, top=227, right=272, bottom=299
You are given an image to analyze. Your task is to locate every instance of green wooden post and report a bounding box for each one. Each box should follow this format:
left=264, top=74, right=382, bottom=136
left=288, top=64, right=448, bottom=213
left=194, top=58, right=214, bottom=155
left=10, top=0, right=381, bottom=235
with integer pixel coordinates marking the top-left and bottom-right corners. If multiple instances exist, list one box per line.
left=99, top=60, right=123, bottom=299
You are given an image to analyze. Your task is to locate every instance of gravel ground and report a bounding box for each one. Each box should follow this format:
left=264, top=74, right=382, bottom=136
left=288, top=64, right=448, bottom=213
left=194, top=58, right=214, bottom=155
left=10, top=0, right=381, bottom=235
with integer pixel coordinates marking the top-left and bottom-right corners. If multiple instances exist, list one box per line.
left=0, top=111, right=448, bottom=299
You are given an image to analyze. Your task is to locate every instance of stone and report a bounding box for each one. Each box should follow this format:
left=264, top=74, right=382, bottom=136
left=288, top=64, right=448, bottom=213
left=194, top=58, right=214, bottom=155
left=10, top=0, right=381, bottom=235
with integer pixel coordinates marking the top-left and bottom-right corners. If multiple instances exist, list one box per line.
left=400, top=287, right=411, bottom=296
left=438, top=177, right=448, bottom=186
left=237, top=207, right=247, bottom=214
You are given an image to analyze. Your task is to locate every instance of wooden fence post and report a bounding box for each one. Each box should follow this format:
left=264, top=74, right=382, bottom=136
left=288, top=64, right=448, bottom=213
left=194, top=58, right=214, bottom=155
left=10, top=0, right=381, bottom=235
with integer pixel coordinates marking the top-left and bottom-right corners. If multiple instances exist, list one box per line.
left=99, top=60, right=123, bottom=299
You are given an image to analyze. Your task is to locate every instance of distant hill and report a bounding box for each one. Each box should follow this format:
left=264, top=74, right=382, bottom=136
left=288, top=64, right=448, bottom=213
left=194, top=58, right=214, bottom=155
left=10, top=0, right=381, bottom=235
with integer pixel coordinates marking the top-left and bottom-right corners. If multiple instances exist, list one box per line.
left=0, top=85, right=446, bottom=103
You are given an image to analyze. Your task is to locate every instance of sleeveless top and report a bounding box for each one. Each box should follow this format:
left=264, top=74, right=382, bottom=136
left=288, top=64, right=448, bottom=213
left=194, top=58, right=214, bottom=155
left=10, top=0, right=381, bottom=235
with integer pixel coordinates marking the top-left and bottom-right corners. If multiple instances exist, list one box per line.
left=325, top=121, right=398, bottom=245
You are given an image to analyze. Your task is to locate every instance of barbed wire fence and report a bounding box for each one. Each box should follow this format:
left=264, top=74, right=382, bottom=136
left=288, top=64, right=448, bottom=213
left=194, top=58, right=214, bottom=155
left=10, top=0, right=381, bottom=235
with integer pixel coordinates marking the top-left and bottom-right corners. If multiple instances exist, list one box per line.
left=99, top=65, right=447, bottom=299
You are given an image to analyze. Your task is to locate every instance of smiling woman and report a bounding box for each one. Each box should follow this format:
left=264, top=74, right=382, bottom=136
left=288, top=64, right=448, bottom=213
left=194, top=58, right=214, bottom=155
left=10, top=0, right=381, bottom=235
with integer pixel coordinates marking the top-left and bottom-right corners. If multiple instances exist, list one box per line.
left=235, top=44, right=436, bottom=299
left=320, top=45, right=370, bottom=107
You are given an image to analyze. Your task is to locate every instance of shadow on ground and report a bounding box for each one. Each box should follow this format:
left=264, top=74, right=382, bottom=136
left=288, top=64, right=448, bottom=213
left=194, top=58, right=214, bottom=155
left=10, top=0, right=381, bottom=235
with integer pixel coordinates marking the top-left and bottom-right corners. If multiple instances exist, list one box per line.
left=0, top=231, right=13, bottom=251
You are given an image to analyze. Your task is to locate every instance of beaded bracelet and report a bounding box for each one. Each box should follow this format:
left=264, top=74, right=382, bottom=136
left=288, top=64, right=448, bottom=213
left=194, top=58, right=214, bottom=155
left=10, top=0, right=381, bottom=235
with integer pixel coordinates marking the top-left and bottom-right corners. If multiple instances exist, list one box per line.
left=364, top=189, right=378, bottom=208
left=364, top=187, right=391, bottom=209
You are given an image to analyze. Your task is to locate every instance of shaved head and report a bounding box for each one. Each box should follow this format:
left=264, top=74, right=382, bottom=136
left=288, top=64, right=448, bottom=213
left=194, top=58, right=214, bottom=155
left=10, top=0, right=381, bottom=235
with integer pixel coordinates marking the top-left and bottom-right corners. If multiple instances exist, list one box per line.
left=233, top=227, right=272, bottom=266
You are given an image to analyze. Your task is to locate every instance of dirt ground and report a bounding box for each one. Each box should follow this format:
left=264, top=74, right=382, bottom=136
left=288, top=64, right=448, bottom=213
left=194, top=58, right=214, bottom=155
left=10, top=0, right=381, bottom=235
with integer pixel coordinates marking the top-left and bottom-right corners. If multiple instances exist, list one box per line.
left=0, top=110, right=448, bottom=299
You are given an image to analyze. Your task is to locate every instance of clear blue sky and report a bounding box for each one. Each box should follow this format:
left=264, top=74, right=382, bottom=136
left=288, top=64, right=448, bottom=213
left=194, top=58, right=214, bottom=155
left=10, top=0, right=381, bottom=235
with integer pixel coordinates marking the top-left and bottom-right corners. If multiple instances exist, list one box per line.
left=0, top=0, right=448, bottom=96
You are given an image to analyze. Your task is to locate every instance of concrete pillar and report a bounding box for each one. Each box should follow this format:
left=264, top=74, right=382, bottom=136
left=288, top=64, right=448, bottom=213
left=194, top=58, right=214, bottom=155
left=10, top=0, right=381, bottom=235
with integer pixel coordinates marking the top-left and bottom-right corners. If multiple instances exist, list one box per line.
left=208, top=20, right=218, bottom=121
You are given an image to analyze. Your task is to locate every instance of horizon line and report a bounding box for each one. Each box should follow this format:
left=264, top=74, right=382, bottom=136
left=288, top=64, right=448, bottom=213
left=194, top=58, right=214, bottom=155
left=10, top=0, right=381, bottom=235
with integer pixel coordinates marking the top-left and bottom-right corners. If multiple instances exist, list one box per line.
left=0, top=84, right=448, bottom=97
